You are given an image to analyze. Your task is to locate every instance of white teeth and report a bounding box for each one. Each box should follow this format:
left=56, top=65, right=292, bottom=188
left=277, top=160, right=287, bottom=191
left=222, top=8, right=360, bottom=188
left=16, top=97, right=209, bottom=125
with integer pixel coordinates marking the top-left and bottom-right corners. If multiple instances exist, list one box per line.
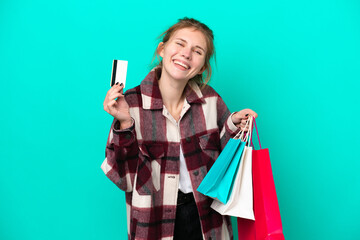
left=174, top=60, right=189, bottom=69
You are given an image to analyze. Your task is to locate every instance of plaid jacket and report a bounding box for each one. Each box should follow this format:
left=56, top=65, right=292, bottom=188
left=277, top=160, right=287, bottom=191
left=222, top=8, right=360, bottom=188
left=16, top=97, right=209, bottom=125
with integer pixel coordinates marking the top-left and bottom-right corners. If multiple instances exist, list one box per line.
left=101, top=68, right=239, bottom=240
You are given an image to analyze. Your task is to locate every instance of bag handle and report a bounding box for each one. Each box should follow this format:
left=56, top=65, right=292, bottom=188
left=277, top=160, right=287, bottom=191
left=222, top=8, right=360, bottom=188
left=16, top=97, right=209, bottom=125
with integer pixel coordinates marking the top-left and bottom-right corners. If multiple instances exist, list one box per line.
left=233, top=117, right=254, bottom=147
left=250, top=116, right=262, bottom=149
left=234, top=117, right=252, bottom=140
left=244, top=116, right=253, bottom=146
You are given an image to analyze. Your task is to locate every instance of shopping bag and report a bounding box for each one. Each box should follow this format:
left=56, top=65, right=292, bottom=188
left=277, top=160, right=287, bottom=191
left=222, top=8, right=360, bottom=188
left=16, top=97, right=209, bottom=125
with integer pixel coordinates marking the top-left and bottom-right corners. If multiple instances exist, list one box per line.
left=211, top=145, right=254, bottom=219
left=237, top=117, right=285, bottom=240
left=197, top=119, right=252, bottom=204
left=197, top=138, right=245, bottom=203
left=211, top=116, right=254, bottom=219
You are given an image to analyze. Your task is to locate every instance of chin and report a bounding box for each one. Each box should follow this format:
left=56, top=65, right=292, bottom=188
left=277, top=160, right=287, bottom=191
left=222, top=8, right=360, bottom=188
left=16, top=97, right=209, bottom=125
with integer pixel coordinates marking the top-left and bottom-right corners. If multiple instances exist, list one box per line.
left=173, top=74, right=192, bottom=82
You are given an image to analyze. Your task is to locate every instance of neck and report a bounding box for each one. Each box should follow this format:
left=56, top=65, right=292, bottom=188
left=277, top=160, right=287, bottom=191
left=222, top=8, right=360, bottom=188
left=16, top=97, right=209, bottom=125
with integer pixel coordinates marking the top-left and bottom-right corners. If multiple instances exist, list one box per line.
left=158, top=70, right=188, bottom=121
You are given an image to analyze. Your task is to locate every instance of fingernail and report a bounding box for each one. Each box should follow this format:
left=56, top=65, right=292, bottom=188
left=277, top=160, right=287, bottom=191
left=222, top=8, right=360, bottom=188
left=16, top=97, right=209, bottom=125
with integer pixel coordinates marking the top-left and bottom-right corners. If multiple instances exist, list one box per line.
left=120, top=83, right=123, bottom=86
left=115, top=82, right=119, bottom=85
left=245, top=114, right=249, bottom=117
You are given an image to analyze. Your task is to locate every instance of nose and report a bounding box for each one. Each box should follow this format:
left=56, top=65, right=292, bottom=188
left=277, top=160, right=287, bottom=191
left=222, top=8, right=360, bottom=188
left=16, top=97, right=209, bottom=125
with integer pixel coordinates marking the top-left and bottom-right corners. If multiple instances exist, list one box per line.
left=181, top=47, right=191, bottom=60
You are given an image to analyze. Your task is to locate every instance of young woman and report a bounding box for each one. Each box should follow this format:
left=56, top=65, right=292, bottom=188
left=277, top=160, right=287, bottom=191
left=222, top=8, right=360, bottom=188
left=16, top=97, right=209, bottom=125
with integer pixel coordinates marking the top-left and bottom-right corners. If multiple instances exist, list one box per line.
left=102, top=17, right=258, bottom=240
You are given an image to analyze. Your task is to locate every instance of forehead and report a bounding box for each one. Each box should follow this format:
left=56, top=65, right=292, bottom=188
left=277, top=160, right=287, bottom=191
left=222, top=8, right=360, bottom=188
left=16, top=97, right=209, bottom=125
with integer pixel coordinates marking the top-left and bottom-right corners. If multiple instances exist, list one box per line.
left=170, top=28, right=207, bottom=50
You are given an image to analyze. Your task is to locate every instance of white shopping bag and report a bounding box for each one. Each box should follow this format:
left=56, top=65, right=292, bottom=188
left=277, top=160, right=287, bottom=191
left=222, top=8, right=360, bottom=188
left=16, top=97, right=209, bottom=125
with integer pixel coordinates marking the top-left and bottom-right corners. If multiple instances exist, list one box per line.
left=210, top=124, right=255, bottom=220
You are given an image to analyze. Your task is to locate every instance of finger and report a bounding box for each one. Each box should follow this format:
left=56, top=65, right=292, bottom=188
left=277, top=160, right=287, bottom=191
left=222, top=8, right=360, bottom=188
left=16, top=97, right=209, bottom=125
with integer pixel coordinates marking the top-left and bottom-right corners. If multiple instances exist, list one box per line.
left=239, top=117, right=253, bottom=129
left=109, top=84, right=124, bottom=94
left=109, top=84, right=125, bottom=96
left=236, top=121, right=246, bottom=129
left=238, top=117, right=247, bottom=124
left=242, top=109, right=258, bottom=119
left=239, top=120, right=247, bottom=128
left=240, top=123, right=250, bottom=130
left=245, top=109, right=258, bottom=118
left=113, top=82, right=124, bottom=87
left=103, top=102, right=109, bottom=111
left=106, top=99, right=117, bottom=110
left=241, top=126, right=250, bottom=132
left=115, top=94, right=126, bottom=104
left=106, top=86, right=118, bottom=98
left=234, top=111, right=248, bottom=121
left=109, top=92, right=123, bottom=101
left=104, top=99, right=115, bottom=112
left=115, top=83, right=124, bottom=91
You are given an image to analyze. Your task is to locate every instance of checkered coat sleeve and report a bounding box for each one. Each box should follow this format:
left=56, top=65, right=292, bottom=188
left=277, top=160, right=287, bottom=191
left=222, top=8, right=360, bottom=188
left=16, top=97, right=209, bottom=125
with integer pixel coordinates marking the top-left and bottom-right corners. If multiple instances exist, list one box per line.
left=101, top=69, right=240, bottom=240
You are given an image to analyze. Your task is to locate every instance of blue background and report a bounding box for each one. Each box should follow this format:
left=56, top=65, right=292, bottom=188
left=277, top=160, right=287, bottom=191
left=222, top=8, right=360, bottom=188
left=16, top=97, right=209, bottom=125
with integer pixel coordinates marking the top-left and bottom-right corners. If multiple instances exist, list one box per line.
left=1, top=0, right=360, bottom=239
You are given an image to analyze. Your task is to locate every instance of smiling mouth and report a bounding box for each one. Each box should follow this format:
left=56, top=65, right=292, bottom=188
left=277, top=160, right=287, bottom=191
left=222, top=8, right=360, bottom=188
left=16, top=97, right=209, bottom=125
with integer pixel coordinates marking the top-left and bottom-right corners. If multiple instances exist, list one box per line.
left=173, top=60, right=190, bottom=70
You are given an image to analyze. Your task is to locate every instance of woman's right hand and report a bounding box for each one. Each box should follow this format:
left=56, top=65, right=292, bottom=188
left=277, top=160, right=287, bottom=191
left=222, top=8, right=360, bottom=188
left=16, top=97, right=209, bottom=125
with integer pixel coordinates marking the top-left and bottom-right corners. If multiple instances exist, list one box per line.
left=103, top=83, right=132, bottom=129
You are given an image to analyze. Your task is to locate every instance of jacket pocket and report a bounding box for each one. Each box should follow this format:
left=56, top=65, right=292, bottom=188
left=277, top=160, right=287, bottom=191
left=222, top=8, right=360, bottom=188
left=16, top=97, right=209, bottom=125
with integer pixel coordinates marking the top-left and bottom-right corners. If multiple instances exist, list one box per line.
left=136, top=143, right=164, bottom=195
left=198, top=130, right=221, bottom=169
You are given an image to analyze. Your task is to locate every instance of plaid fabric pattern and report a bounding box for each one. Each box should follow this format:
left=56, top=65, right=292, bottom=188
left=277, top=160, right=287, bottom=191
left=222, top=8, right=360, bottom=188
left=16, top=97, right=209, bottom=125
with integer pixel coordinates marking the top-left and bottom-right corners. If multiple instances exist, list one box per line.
left=102, top=68, right=239, bottom=240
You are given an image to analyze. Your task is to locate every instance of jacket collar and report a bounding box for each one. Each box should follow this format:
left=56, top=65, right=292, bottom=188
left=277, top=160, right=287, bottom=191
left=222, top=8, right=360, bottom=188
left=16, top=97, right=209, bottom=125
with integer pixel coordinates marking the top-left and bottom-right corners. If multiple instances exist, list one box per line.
left=140, top=68, right=205, bottom=110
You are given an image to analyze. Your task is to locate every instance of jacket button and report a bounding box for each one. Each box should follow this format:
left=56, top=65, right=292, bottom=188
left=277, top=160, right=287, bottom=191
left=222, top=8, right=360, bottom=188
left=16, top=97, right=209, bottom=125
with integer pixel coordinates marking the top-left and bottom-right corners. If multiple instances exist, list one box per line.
left=193, top=170, right=199, bottom=176
left=185, top=137, right=191, bottom=142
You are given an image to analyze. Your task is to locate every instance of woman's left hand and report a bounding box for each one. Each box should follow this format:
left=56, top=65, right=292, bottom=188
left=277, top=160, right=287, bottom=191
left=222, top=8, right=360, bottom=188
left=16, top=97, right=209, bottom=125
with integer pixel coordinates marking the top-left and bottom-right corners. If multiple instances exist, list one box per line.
left=231, top=109, right=258, bottom=131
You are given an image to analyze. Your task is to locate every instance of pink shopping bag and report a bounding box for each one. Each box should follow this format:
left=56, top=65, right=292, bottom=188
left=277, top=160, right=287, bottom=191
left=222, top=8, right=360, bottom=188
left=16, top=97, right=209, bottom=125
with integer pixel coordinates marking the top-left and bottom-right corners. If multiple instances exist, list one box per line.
left=237, top=118, right=285, bottom=240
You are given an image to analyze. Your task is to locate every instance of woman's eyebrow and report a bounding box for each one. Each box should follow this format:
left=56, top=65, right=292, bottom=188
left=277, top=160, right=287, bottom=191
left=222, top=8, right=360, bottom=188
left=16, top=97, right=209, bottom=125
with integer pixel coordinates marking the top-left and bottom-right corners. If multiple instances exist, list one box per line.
left=175, top=38, right=206, bottom=52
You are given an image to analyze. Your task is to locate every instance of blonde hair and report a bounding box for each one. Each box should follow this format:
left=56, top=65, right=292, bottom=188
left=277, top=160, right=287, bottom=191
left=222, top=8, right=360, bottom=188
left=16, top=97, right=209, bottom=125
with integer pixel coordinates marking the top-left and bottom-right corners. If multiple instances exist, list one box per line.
left=152, top=17, right=216, bottom=86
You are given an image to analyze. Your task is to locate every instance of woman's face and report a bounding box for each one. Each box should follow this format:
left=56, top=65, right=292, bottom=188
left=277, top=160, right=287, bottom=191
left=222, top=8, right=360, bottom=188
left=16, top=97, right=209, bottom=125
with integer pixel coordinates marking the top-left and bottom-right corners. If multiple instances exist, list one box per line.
left=159, top=27, right=207, bottom=83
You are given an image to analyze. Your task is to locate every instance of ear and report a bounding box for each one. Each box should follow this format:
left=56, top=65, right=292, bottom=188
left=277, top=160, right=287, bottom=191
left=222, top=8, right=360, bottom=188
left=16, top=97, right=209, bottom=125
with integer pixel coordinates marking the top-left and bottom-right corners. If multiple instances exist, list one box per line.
left=157, top=42, right=165, bottom=57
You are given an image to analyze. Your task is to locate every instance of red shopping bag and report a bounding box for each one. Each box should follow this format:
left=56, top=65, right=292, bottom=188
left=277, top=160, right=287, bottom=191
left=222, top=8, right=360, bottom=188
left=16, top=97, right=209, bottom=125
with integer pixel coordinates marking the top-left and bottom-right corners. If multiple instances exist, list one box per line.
left=237, top=118, right=285, bottom=240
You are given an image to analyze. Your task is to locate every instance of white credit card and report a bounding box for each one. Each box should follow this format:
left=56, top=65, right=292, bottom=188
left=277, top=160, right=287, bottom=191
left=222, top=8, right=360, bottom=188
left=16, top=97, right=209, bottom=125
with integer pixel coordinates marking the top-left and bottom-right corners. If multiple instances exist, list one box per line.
left=110, top=60, right=128, bottom=87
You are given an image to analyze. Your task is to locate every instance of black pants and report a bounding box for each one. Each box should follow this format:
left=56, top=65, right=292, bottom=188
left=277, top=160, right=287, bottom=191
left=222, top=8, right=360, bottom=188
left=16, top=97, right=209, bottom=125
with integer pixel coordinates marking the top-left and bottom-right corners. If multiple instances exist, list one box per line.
left=173, top=192, right=203, bottom=240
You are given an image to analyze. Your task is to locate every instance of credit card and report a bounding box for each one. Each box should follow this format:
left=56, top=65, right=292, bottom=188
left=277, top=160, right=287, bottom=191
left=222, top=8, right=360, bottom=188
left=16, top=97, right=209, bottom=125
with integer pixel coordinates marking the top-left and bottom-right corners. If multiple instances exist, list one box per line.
left=110, top=60, right=128, bottom=87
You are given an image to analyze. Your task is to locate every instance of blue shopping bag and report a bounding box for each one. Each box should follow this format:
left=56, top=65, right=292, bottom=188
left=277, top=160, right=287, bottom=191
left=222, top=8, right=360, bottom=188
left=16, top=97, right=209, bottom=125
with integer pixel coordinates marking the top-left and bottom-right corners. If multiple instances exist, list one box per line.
left=197, top=138, right=246, bottom=204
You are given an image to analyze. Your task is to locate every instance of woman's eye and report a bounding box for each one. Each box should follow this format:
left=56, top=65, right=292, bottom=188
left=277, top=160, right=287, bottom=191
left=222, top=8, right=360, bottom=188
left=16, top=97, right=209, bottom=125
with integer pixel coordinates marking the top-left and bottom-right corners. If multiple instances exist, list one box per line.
left=195, top=50, right=202, bottom=55
left=176, top=42, right=184, bottom=46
